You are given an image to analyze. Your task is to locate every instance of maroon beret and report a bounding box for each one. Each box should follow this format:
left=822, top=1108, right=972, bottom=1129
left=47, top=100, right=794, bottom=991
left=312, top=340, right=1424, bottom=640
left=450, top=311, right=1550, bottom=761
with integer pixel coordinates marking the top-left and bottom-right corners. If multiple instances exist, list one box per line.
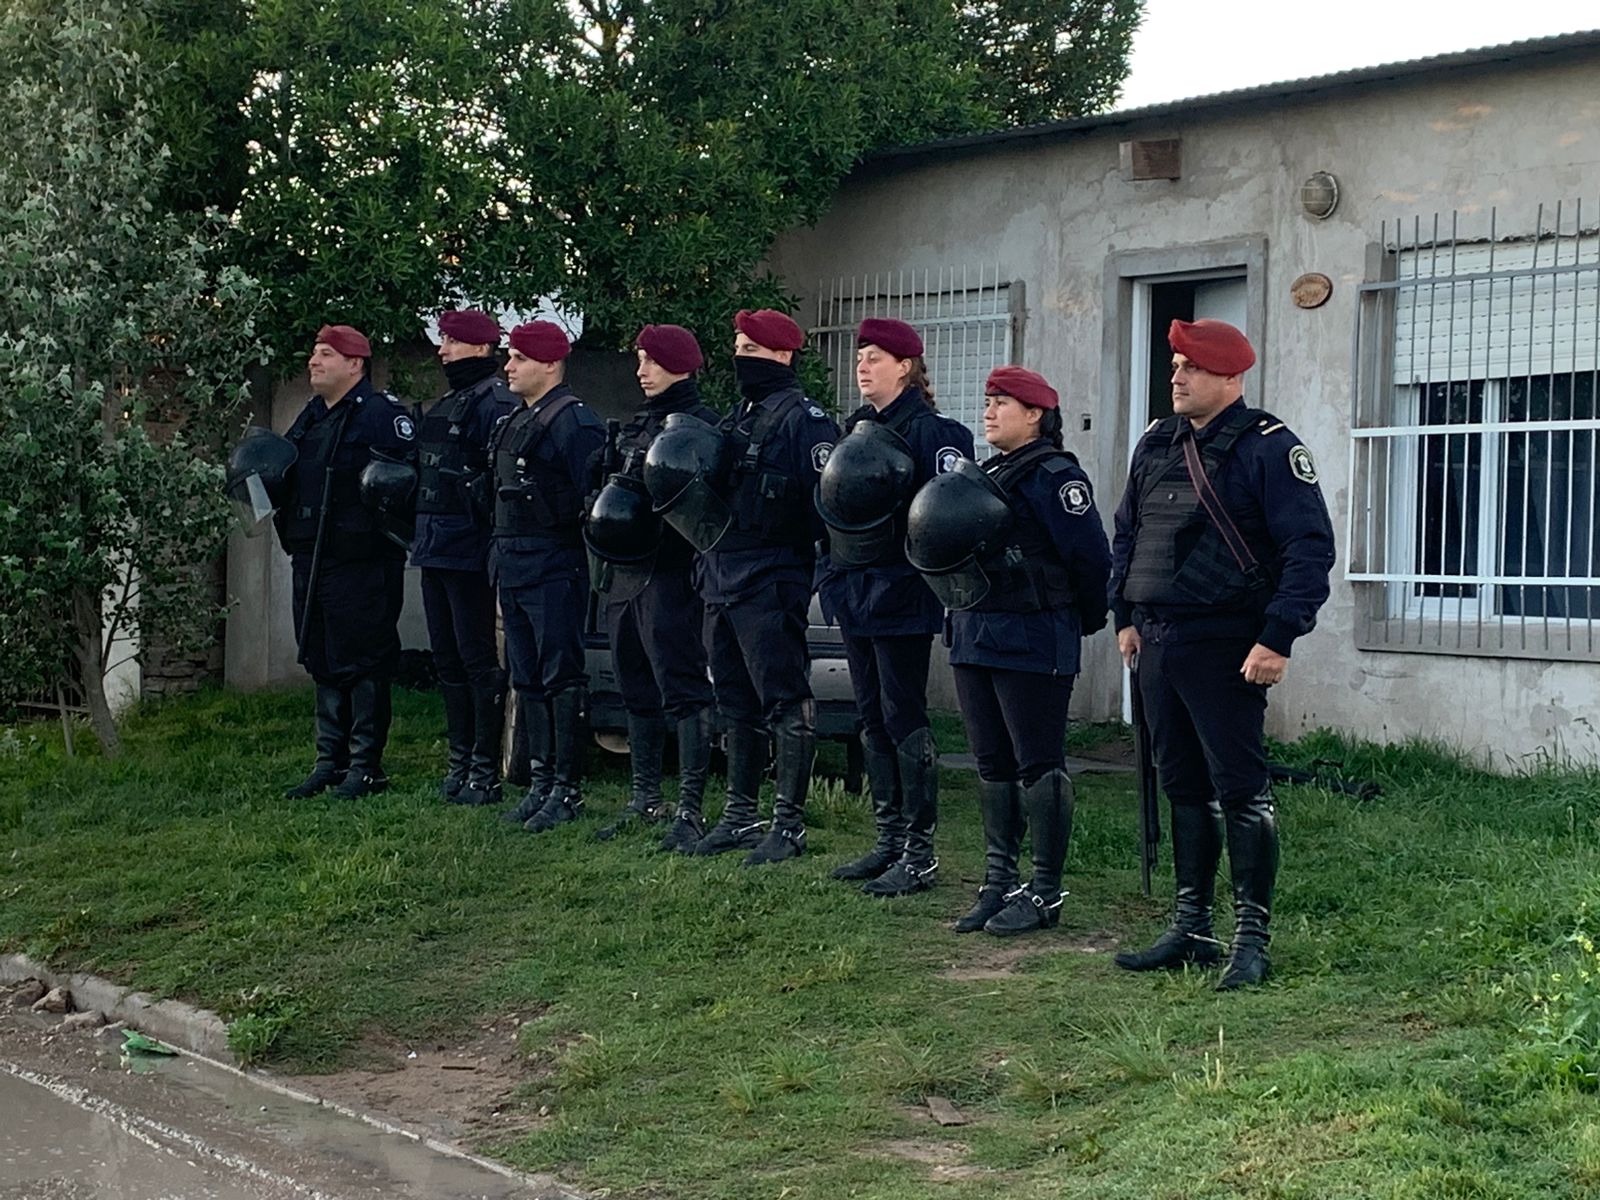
left=316, top=324, right=371, bottom=359
left=985, top=366, right=1058, bottom=410
left=857, top=317, right=923, bottom=359
left=1168, top=318, right=1256, bottom=376
left=508, top=320, right=571, bottom=362
left=635, top=324, right=704, bottom=374
left=438, top=308, right=502, bottom=346
left=734, top=308, right=804, bottom=352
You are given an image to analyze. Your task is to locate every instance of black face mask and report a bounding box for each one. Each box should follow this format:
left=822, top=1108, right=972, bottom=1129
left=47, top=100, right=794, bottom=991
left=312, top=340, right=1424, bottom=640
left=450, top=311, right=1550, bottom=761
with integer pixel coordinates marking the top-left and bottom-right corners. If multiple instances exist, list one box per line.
left=443, top=354, right=500, bottom=392
left=734, top=355, right=796, bottom=403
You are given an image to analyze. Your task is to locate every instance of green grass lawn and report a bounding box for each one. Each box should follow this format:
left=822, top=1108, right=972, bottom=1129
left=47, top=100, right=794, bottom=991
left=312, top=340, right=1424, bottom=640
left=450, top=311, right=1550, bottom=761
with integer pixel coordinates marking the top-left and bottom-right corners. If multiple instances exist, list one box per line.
left=5, top=687, right=1600, bottom=1198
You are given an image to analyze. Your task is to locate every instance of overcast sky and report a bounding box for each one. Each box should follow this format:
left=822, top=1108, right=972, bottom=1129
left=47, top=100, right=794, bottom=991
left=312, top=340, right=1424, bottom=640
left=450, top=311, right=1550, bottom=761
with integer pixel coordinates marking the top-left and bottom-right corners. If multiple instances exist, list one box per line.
left=1117, top=1, right=1599, bottom=110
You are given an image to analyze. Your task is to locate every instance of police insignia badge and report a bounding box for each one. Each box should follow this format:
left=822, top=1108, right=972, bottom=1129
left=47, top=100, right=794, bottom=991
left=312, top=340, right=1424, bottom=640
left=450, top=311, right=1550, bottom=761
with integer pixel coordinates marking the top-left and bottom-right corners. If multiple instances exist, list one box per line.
left=808, top=405, right=827, bottom=419
left=811, top=442, right=834, bottom=471
left=936, top=446, right=961, bottom=474
left=1059, top=480, right=1091, bottom=515
left=394, top=414, right=416, bottom=440
left=1288, top=445, right=1318, bottom=484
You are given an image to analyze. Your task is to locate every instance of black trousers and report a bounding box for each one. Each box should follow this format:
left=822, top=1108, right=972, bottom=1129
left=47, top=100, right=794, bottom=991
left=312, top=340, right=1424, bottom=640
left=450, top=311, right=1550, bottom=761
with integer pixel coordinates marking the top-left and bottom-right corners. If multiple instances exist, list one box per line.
left=501, top=574, right=588, bottom=701
left=607, top=568, right=714, bottom=720
left=842, top=632, right=932, bottom=749
left=421, top=566, right=501, bottom=690
left=1136, top=629, right=1268, bottom=809
left=952, top=666, right=1075, bottom=785
left=704, top=580, right=812, bottom=727
left=292, top=555, right=404, bottom=687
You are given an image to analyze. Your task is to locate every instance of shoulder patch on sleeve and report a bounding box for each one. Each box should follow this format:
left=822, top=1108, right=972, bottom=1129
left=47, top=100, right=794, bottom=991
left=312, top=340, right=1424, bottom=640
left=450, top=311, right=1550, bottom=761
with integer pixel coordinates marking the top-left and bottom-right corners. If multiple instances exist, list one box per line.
left=394, top=414, right=416, bottom=440
left=1288, top=444, right=1318, bottom=484
left=935, top=446, right=962, bottom=474
left=811, top=442, right=834, bottom=471
left=1059, top=479, right=1092, bottom=515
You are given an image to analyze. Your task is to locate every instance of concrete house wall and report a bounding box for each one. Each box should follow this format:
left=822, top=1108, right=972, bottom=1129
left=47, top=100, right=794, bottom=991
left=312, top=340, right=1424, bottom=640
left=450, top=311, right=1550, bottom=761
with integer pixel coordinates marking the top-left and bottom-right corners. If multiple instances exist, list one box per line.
left=766, top=38, right=1600, bottom=765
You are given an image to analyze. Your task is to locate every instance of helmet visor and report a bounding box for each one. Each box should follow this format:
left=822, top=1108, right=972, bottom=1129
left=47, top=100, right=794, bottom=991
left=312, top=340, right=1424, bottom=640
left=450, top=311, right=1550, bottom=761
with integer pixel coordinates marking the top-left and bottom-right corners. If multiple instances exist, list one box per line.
left=921, top=561, right=991, bottom=611
left=589, top=549, right=656, bottom=600
left=657, top=475, right=733, bottom=554
left=826, top=520, right=897, bottom=569
left=227, top=472, right=277, bottom=537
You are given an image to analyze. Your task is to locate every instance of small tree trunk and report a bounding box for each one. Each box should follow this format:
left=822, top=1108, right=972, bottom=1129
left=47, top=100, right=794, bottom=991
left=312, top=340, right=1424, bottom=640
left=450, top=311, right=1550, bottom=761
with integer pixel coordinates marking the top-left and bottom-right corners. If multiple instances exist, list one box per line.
left=72, top=585, right=121, bottom=758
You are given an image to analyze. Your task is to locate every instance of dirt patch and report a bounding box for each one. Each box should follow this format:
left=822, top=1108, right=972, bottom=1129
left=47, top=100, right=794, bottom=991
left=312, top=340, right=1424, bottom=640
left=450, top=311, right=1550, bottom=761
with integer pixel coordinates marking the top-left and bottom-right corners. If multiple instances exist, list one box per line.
left=286, top=1014, right=549, bottom=1148
left=872, top=1139, right=995, bottom=1181
left=935, top=929, right=1119, bottom=980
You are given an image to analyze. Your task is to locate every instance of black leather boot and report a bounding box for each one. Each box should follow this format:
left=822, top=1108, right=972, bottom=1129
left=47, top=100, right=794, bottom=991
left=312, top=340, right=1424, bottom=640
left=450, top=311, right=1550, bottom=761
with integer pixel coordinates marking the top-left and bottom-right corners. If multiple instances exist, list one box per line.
left=525, top=686, right=586, bottom=832
left=984, top=770, right=1073, bottom=935
left=660, top=707, right=714, bottom=854
left=286, top=685, right=350, bottom=798
left=864, top=727, right=939, bottom=897
left=831, top=734, right=904, bottom=881
left=744, top=700, right=814, bottom=867
left=953, top=778, right=1022, bottom=933
left=694, top=720, right=767, bottom=855
left=596, top=713, right=669, bottom=840
left=502, top=694, right=553, bottom=824
left=1217, top=789, right=1279, bottom=990
left=332, top=677, right=391, bottom=798
left=457, top=675, right=507, bottom=807
left=438, top=683, right=474, bottom=801
left=1115, top=800, right=1224, bottom=971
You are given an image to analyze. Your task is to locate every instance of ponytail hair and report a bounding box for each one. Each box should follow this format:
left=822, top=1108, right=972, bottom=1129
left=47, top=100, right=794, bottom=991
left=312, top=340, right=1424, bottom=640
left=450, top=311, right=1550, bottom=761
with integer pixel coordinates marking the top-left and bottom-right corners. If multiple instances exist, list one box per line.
left=1038, top=406, right=1064, bottom=450
left=904, top=356, right=937, bottom=410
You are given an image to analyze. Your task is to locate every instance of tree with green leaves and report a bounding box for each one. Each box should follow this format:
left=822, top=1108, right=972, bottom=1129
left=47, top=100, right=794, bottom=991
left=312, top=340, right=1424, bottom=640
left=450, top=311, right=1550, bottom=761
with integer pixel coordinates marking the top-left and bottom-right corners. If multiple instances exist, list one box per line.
left=0, top=0, right=269, bottom=754
left=146, top=0, right=1140, bottom=382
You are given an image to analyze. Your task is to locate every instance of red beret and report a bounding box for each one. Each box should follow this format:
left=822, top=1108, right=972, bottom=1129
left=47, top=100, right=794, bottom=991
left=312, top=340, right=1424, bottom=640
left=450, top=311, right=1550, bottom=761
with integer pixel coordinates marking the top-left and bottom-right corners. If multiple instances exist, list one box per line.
left=438, top=308, right=502, bottom=346
left=985, top=366, right=1058, bottom=410
left=508, top=320, right=571, bottom=362
left=316, top=324, right=371, bottom=359
left=857, top=317, right=923, bottom=359
left=734, top=308, right=805, bottom=352
left=635, top=324, right=704, bottom=374
left=1168, top=319, right=1255, bottom=376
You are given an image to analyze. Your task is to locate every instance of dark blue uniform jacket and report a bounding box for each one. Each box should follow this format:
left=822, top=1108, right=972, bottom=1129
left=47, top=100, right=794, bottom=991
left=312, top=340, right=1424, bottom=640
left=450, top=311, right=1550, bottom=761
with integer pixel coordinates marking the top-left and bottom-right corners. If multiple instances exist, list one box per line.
left=411, top=374, right=518, bottom=572
left=816, top=387, right=976, bottom=637
left=949, top=439, right=1111, bottom=676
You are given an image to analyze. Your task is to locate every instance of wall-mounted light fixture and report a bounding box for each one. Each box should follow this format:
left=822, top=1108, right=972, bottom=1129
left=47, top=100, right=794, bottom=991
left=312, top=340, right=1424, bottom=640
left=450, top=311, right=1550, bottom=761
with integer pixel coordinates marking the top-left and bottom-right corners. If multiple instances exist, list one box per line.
left=1300, top=171, right=1339, bottom=220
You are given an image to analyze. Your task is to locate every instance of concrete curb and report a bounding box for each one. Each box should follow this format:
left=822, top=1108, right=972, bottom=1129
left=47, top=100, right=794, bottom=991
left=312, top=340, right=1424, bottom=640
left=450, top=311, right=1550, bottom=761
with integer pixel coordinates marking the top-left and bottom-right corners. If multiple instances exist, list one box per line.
left=2, top=952, right=231, bottom=1061
left=0, top=953, right=586, bottom=1199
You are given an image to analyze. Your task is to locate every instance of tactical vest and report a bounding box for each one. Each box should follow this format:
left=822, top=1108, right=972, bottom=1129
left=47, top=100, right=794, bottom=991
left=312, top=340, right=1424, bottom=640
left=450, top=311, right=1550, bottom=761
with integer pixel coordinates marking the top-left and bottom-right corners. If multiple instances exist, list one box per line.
left=715, top=390, right=811, bottom=552
left=280, top=399, right=388, bottom=557
left=973, top=439, right=1081, bottom=614
left=1122, top=405, right=1275, bottom=607
left=416, top=380, right=499, bottom=517
left=491, top=395, right=583, bottom=541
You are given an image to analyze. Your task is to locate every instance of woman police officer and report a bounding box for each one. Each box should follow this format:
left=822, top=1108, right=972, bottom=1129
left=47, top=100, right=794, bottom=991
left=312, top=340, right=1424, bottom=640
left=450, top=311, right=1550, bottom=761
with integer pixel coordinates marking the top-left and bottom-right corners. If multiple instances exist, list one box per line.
left=816, top=318, right=974, bottom=896
left=906, top=366, right=1111, bottom=935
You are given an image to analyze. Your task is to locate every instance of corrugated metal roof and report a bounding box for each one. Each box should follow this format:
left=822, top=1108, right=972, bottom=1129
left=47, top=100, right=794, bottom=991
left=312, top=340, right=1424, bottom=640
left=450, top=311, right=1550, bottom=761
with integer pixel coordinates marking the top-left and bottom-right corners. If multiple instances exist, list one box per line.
left=869, top=28, right=1600, bottom=164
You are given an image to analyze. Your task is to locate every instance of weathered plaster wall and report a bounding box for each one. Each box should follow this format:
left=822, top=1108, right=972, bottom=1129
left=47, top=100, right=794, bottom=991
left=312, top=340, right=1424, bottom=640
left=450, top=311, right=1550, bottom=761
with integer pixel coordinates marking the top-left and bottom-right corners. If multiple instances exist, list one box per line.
left=767, top=55, right=1600, bottom=765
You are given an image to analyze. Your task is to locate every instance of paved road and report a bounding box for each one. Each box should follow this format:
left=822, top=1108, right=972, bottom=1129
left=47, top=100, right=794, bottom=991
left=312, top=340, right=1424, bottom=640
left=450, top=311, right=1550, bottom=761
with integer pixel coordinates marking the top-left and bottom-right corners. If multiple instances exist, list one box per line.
left=0, top=1011, right=576, bottom=1200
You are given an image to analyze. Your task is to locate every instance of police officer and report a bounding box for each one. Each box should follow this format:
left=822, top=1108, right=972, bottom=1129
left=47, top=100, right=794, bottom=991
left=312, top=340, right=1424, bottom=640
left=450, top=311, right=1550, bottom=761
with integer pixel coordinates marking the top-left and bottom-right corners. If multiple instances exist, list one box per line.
left=909, top=367, right=1110, bottom=936
left=591, top=325, right=720, bottom=848
left=817, top=318, right=974, bottom=896
left=1110, top=319, right=1335, bottom=989
left=491, top=321, right=607, bottom=832
left=674, top=309, right=837, bottom=866
left=414, top=309, right=518, bottom=807
left=278, top=324, right=417, bottom=799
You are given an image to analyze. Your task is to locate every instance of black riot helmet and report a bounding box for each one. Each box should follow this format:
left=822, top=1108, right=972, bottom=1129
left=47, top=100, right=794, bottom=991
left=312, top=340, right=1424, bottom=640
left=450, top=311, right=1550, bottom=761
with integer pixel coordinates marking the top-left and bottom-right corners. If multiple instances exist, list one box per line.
left=359, top=452, right=418, bottom=550
left=224, top=426, right=298, bottom=535
left=815, top=421, right=916, bottom=567
left=584, top=474, right=661, bottom=600
left=904, top=458, right=1013, bottom=610
left=642, top=412, right=733, bottom=553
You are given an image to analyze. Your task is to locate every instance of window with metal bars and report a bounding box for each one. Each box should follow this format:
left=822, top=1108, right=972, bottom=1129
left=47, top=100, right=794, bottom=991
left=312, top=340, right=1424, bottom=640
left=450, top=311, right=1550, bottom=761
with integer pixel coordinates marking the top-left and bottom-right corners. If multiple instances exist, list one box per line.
left=1349, top=204, right=1600, bottom=659
left=811, top=265, right=1021, bottom=457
